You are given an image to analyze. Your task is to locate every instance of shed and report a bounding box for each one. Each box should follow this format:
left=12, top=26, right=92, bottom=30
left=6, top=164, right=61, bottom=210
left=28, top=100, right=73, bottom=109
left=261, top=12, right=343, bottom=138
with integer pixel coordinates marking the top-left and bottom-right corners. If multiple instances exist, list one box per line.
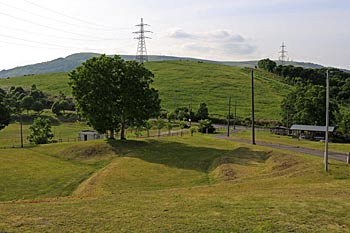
left=78, top=130, right=104, bottom=141
left=270, top=126, right=289, bottom=136
left=290, top=124, right=336, bottom=141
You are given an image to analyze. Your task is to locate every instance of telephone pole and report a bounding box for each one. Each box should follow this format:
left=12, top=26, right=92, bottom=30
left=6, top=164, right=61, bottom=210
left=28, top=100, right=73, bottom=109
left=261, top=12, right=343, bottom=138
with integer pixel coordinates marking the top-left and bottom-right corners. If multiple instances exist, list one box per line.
left=324, top=70, right=330, bottom=172
left=133, top=18, right=152, bottom=63
left=227, top=96, right=231, bottom=137
left=279, top=42, right=288, bottom=65
left=252, top=69, right=256, bottom=145
left=233, top=101, right=237, bottom=130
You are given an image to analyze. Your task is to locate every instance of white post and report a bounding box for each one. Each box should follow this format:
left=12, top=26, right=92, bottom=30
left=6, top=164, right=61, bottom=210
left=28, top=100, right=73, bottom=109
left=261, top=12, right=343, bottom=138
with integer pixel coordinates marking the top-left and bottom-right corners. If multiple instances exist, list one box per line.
left=347, top=152, right=350, bottom=165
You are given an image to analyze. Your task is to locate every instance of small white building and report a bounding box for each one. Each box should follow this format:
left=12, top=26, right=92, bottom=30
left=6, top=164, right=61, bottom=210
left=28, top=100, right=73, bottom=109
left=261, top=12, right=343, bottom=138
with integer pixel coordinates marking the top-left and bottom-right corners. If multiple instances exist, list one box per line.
left=78, top=130, right=104, bottom=141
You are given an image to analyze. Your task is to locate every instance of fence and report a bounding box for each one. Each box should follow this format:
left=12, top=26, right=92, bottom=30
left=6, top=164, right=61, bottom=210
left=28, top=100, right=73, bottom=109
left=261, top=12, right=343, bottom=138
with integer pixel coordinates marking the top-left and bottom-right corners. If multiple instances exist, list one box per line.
left=0, top=129, right=191, bottom=149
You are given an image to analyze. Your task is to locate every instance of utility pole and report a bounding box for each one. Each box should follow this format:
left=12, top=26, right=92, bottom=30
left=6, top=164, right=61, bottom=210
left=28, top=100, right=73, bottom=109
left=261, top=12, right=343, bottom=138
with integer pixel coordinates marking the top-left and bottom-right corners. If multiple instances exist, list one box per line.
left=133, top=18, right=152, bottom=63
left=279, top=42, right=288, bottom=65
left=233, top=101, right=237, bottom=130
left=227, top=96, right=231, bottom=137
left=173, top=96, right=177, bottom=123
left=189, top=95, right=192, bottom=126
left=252, top=69, right=256, bottom=145
left=324, top=70, right=330, bottom=172
left=20, top=113, right=23, bottom=148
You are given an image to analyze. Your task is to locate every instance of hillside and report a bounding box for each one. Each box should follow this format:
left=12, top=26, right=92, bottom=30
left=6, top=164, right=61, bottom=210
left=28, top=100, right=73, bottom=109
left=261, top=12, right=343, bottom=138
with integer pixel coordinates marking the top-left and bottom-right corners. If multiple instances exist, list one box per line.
left=1, top=135, right=350, bottom=232
left=0, top=52, right=325, bottom=78
left=0, top=61, right=292, bottom=120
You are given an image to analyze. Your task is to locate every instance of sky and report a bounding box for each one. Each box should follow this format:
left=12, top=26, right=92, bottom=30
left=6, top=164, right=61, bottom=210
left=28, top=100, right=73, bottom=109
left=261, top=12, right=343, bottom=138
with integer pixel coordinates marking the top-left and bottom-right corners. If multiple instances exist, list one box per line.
left=0, top=0, right=349, bottom=70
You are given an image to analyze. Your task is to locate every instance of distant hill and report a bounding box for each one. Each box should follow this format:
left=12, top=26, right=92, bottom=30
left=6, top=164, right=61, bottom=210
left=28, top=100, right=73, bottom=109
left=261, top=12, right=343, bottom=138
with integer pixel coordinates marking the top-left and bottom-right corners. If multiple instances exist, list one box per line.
left=0, top=60, right=291, bottom=120
left=0, top=53, right=325, bottom=78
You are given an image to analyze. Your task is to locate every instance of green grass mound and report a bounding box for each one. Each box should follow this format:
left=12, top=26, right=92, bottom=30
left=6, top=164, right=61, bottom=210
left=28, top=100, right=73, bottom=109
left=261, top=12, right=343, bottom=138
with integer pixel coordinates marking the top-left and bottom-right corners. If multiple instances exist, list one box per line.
left=1, top=135, right=350, bottom=232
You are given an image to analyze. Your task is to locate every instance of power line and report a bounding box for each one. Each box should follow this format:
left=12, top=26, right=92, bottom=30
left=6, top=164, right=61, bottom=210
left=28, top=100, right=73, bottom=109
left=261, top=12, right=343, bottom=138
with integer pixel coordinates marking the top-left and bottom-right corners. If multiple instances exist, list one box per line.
left=0, top=11, right=119, bottom=40
left=0, top=34, right=107, bottom=51
left=22, top=0, right=125, bottom=31
left=0, top=24, right=129, bottom=42
left=0, top=1, right=84, bottom=30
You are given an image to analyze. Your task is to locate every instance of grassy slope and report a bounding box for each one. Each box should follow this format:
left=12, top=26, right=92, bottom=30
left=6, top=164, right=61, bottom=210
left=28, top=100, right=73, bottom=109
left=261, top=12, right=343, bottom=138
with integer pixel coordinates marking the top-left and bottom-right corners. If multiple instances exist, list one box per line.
left=0, top=61, right=291, bottom=120
left=233, top=129, right=350, bottom=153
left=1, top=135, right=350, bottom=232
left=0, top=141, right=114, bottom=201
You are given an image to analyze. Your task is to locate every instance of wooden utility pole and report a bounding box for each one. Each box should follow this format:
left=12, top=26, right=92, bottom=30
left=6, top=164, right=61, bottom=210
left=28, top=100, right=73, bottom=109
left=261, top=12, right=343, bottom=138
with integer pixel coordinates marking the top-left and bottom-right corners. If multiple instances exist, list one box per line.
left=227, top=96, right=231, bottom=137
left=233, top=101, right=237, bottom=130
left=252, top=69, right=256, bottom=145
left=324, top=70, right=329, bottom=172
left=20, top=113, right=23, bottom=148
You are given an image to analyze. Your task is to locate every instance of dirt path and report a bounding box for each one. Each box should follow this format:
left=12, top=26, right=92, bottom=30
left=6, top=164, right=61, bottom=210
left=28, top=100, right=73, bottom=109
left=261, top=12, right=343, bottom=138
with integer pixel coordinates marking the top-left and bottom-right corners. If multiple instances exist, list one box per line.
left=215, top=132, right=348, bottom=162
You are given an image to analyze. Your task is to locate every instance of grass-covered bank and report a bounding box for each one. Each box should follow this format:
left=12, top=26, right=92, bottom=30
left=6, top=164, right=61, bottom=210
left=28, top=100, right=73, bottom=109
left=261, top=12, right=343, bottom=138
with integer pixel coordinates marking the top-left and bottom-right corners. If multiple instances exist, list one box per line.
left=1, top=134, right=350, bottom=231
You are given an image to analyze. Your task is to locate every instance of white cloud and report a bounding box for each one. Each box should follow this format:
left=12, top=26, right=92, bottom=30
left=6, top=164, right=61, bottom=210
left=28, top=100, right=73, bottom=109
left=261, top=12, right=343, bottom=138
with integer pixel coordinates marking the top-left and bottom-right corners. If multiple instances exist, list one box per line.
left=167, top=29, right=257, bottom=57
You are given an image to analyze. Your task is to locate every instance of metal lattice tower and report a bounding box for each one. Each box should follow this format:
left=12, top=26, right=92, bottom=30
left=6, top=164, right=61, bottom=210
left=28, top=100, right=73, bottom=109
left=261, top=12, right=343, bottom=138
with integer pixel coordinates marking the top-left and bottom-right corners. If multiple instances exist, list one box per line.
left=133, top=18, right=152, bottom=63
left=279, top=42, right=288, bottom=65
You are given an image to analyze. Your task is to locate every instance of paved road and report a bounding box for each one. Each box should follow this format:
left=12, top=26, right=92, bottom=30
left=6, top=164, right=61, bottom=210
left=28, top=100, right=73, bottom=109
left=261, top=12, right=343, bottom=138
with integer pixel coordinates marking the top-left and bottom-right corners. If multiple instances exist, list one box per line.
left=214, top=130, right=348, bottom=162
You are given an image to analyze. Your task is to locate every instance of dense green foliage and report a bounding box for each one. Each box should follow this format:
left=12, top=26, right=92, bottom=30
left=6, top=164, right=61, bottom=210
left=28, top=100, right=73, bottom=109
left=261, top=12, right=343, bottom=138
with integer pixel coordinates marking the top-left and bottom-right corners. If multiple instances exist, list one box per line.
left=281, top=83, right=338, bottom=126
left=196, top=102, right=209, bottom=120
left=198, top=119, right=216, bottom=133
left=69, top=55, right=161, bottom=140
left=258, top=58, right=276, bottom=72
left=28, top=117, right=54, bottom=144
left=0, top=89, right=11, bottom=130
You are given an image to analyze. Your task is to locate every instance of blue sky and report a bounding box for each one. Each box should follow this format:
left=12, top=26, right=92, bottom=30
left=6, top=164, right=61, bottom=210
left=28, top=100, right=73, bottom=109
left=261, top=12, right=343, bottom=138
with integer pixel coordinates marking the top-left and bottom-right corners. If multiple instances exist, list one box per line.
left=0, top=0, right=349, bottom=69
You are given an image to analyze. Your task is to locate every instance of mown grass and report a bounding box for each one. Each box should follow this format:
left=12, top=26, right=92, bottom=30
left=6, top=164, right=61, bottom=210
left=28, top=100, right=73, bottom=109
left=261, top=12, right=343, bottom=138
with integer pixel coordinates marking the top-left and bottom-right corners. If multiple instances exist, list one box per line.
left=0, top=140, right=114, bottom=201
left=1, top=134, right=350, bottom=232
left=233, top=129, right=350, bottom=153
left=0, top=61, right=291, bottom=120
left=0, top=121, right=91, bottom=147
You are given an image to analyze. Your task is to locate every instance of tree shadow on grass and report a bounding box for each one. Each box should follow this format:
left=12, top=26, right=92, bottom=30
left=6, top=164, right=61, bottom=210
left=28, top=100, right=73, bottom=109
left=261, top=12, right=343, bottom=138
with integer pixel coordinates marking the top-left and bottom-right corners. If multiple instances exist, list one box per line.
left=107, top=139, right=271, bottom=173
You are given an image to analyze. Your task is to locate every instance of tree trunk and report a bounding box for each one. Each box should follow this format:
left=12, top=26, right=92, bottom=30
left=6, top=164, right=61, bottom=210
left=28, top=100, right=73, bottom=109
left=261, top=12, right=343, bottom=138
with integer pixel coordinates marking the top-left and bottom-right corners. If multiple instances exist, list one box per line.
left=109, top=129, right=114, bottom=139
left=120, top=122, right=126, bottom=140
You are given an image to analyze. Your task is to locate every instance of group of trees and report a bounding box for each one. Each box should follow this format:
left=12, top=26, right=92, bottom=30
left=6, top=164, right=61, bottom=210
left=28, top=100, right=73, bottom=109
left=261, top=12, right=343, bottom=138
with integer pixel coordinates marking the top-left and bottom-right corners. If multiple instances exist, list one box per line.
left=2, top=85, right=49, bottom=116
left=167, top=103, right=209, bottom=122
left=0, top=54, right=217, bottom=145
left=259, top=58, right=350, bottom=141
left=69, top=55, right=161, bottom=140
left=0, top=85, right=73, bottom=145
left=258, top=58, right=350, bottom=102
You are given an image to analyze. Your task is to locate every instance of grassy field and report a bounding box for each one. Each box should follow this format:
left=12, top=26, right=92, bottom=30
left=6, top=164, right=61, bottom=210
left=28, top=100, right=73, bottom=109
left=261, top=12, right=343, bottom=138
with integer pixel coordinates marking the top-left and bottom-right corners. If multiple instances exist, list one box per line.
left=233, top=129, right=350, bottom=153
left=0, top=121, right=91, bottom=147
left=1, top=134, right=350, bottom=232
left=0, top=61, right=291, bottom=120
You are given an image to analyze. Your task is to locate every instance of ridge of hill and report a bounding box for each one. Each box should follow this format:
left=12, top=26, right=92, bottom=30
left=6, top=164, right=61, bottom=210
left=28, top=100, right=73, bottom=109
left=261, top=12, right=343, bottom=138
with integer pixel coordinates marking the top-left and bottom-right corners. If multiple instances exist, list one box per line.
left=0, top=60, right=291, bottom=120
left=0, top=53, right=324, bottom=78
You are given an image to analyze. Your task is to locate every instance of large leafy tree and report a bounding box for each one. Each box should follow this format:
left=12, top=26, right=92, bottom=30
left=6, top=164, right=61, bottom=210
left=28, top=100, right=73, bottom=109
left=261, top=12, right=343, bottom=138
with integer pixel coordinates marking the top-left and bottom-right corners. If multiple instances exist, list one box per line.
left=196, top=103, right=209, bottom=120
left=0, top=88, right=11, bottom=131
left=69, top=55, right=160, bottom=140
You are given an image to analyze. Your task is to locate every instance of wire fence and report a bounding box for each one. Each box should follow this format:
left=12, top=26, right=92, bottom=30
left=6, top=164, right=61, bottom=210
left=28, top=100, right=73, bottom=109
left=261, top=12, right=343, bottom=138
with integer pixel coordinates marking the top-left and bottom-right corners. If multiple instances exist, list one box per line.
left=0, top=129, right=192, bottom=149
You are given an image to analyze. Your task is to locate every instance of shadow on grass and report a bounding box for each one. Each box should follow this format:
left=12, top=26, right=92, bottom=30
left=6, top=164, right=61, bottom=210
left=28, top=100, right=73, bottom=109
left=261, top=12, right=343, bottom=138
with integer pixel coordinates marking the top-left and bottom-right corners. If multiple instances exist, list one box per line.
left=107, top=139, right=271, bottom=173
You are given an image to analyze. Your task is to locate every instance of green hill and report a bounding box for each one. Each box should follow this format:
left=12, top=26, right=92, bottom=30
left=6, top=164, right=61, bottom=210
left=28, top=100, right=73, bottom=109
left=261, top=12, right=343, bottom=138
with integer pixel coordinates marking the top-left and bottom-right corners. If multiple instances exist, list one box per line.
left=0, top=53, right=326, bottom=78
left=0, top=61, right=291, bottom=120
left=0, top=60, right=291, bottom=120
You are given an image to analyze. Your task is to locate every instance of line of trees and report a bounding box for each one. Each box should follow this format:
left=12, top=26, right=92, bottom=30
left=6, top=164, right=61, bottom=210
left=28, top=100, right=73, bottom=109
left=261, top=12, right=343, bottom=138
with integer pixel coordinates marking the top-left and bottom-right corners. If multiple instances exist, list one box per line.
left=259, top=58, right=350, bottom=141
